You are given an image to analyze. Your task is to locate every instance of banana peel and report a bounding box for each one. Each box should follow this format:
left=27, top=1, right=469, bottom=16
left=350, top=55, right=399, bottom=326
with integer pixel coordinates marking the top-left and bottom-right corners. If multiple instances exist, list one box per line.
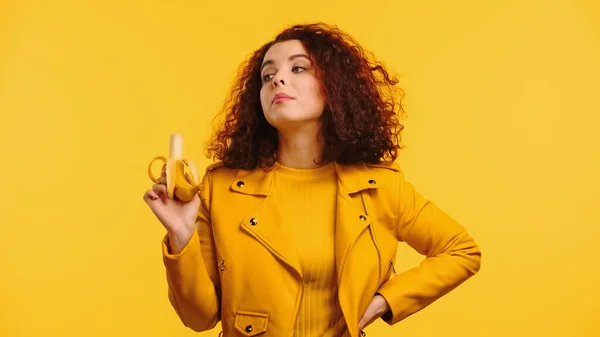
left=148, top=133, right=201, bottom=201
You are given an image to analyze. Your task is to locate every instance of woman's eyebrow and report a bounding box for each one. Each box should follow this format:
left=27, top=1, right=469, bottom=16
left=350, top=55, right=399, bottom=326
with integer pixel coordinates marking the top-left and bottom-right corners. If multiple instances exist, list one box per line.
left=261, top=54, right=310, bottom=71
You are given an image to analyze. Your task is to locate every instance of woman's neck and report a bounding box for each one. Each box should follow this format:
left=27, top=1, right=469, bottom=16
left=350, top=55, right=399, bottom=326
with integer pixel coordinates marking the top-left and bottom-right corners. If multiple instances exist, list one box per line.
left=276, top=125, right=327, bottom=169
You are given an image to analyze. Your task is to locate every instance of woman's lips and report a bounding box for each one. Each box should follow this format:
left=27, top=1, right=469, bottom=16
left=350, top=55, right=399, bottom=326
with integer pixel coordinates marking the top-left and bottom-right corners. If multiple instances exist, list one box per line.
left=272, top=93, right=294, bottom=104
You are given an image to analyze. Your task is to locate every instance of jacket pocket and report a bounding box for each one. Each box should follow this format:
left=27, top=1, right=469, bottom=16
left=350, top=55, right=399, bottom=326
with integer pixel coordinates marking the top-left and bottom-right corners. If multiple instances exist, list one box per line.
left=234, top=310, right=270, bottom=336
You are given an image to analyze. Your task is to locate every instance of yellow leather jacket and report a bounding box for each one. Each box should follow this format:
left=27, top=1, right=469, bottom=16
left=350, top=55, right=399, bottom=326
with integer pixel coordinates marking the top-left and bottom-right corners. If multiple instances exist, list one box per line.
left=161, top=161, right=481, bottom=337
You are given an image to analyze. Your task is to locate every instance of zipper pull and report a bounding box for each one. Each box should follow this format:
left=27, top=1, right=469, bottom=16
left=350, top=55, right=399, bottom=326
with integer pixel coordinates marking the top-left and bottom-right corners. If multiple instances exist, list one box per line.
left=219, top=259, right=227, bottom=271
left=389, top=259, right=397, bottom=276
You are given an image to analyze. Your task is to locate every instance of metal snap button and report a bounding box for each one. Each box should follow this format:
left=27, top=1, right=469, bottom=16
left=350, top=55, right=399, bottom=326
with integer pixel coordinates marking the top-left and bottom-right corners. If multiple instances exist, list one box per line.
left=249, top=218, right=258, bottom=226
left=368, top=179, right=376, bottom=185
left=237, top=181, right=245, bottom=188
left=245, top=324, right=253, bottom=332
left=359, top=215, right=367, bottom=221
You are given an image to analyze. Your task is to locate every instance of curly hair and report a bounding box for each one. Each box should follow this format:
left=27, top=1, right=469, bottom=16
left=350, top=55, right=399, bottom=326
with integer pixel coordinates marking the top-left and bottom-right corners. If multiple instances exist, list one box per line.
left=205, top=22, right=406, bottom=170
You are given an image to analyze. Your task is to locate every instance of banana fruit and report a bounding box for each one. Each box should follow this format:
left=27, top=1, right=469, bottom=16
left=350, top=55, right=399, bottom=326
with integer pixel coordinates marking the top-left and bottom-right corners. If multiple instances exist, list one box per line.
left=148, top=133, right=201, bottom=201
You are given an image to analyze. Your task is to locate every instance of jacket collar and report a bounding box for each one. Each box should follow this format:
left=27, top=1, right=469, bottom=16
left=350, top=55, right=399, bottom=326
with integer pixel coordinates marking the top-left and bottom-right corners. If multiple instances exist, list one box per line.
left=228, top=161, right=400, bottom=196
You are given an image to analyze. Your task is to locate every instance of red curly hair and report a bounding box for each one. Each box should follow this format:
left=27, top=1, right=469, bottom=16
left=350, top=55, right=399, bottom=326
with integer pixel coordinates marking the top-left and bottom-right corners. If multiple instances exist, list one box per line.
left=205, top=22, right=406, bottom=170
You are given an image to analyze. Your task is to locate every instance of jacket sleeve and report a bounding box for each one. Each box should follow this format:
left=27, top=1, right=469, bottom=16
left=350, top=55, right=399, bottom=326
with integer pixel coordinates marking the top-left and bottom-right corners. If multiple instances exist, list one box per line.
left=161, top=170, right=221, bottom=331
left=375, top=168, right=482, bottom=325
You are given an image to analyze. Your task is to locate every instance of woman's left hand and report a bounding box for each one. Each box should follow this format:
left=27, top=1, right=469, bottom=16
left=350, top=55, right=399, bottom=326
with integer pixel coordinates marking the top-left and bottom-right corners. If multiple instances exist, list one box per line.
left=357, top=294, right=391, bottom=333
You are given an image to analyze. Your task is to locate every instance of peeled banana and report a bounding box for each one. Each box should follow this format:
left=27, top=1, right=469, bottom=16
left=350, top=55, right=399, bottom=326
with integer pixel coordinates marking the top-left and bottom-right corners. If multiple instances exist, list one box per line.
left=148, top=133, right=201, bottom=201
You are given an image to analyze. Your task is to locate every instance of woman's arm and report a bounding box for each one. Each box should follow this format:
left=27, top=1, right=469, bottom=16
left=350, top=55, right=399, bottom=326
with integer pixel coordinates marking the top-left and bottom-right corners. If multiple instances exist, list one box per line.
left=376, top=168, right=482, bottom=325
left=161, top=171, right=221, bottom=331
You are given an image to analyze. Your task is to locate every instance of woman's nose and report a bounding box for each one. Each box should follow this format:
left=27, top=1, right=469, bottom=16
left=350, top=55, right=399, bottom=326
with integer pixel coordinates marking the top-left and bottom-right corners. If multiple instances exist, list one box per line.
left=273, top=72, right=287, bottom=86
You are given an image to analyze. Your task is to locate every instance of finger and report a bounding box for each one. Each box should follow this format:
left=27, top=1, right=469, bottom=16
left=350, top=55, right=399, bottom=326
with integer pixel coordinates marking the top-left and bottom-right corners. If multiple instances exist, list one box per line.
left=143, top=190, right=171, bottom=226
left=143, top=189, right=160, bottom=202
left=151, top=183, right=172, bottom=203
left=159, top=165, right=167, bottom=184
left=153, top=183, right=167, bottom=196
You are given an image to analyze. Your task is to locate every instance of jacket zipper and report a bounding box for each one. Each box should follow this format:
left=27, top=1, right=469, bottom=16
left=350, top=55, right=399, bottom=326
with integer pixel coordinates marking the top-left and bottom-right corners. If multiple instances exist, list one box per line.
left=389, top=259, right=397, bottom=276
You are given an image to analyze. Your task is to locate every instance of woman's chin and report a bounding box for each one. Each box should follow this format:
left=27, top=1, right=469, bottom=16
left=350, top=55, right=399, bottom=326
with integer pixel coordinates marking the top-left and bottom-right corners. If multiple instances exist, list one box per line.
left=265, top=108, right=322, bottom=130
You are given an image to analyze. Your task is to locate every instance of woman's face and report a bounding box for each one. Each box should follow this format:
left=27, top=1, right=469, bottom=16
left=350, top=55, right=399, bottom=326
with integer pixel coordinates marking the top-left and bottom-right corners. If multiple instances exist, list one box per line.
left=259, top=39, right=325, bottom=131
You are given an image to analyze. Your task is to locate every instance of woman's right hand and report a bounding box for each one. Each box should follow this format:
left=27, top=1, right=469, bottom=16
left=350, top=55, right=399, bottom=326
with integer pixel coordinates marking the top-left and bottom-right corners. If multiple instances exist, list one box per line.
left=143, top=166, right=201, bottom=254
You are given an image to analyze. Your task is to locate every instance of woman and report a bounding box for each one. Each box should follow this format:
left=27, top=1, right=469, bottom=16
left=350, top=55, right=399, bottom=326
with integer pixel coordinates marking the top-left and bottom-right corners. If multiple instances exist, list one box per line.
left=143, top=23, right=481, bottom=337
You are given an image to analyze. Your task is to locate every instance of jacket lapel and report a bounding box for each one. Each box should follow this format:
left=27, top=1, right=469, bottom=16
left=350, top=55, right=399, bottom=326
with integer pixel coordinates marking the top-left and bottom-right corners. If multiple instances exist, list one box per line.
left=231, top=167, right=304, bottom=278
left=333, top=162, right=385, bottom=282
left=333, top=162, right=386, bottom=337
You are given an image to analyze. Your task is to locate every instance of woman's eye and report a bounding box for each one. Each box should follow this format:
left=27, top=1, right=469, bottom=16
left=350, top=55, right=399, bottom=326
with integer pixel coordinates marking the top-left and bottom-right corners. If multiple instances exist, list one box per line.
left=263, top=74, right=274, bottom=82
left=292, top=66, right=305, bottom=73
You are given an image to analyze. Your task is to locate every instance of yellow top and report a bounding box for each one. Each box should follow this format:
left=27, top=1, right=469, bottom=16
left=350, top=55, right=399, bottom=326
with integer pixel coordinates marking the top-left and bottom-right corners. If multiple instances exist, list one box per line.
left=272, top=161, right=349, bottom=337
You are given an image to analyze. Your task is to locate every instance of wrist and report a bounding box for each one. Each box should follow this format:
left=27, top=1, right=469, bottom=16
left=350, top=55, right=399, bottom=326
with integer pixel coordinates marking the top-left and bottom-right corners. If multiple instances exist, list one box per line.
left=375, top=293, right=391, bottom=314
left=167, top=228, right=193, bottom=254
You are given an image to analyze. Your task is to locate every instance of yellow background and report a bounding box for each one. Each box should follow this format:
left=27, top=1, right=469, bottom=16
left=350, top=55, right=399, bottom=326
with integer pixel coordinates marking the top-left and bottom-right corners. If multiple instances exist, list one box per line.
left=1, top=0, right=599, bottom=336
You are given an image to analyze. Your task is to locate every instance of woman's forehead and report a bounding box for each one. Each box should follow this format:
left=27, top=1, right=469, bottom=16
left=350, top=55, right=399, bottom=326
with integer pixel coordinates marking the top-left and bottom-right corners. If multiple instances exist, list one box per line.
left=263, top=40, right=308, bottom=63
